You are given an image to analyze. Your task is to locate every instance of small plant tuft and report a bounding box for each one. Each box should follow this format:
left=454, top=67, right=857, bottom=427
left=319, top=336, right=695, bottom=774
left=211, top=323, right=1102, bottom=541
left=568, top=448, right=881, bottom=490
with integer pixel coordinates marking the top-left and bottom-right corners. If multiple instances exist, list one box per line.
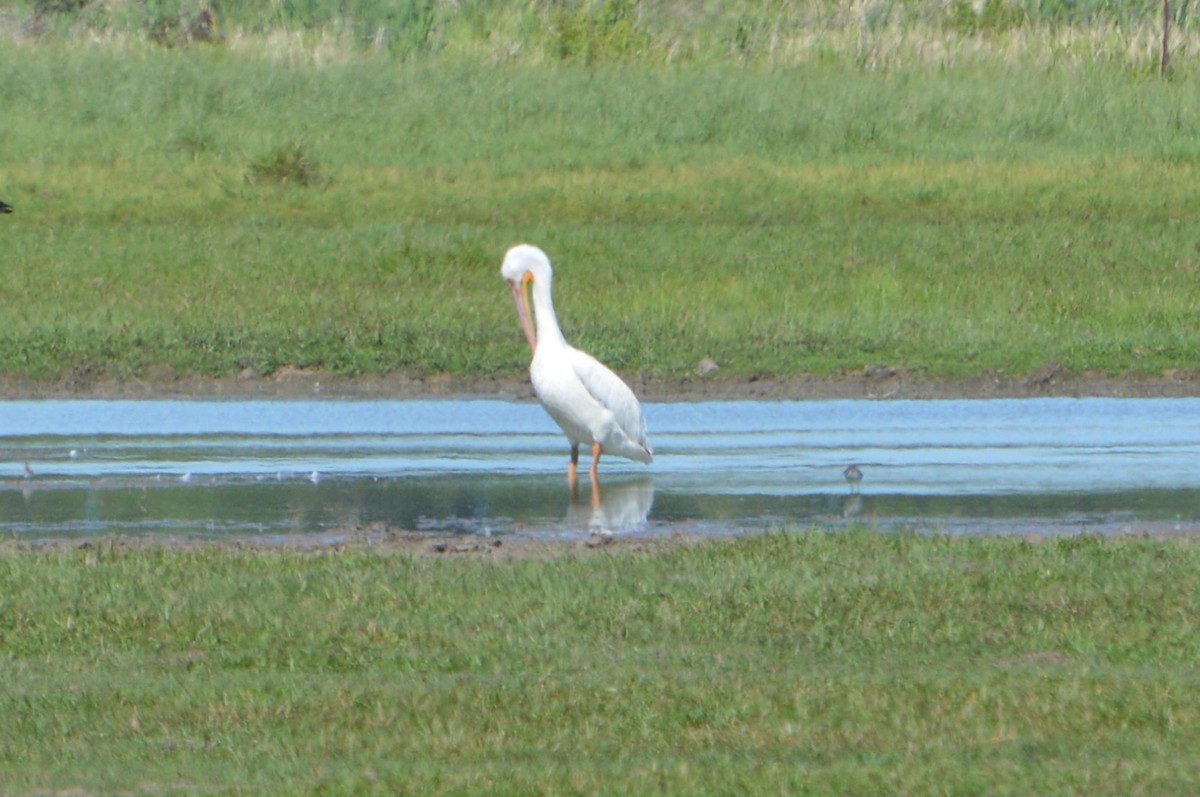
left=246, top=142, right=328, bottom=188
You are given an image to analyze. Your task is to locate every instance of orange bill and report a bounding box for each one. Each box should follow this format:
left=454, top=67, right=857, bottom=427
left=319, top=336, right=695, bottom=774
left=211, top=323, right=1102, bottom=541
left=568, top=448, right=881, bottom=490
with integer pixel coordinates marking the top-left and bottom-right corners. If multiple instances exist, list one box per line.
left=509, top=272, right=537, bottom=353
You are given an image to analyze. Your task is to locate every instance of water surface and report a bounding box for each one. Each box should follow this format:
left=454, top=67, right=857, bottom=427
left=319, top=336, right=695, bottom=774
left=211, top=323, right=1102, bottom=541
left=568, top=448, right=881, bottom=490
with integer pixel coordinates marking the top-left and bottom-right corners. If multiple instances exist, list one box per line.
left=1, top=398, right=1197, bottom=541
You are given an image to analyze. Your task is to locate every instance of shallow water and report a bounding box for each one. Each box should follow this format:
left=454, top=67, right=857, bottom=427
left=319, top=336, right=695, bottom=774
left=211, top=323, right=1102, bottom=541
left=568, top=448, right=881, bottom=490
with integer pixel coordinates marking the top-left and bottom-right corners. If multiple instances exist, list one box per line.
left=1, top=398, right=1198, bottom=541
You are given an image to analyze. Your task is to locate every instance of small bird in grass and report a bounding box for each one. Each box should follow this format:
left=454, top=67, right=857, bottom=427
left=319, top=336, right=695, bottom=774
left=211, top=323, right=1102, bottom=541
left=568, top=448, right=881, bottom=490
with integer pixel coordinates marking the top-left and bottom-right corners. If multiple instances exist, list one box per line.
left=0, top=200, right=13, bottom=214
left=843, top=464, right=863, bottom=490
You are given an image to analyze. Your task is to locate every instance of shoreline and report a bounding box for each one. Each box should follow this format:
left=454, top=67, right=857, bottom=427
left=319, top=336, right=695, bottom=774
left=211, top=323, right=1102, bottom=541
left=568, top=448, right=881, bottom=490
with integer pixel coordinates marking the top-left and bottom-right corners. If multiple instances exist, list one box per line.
left=0, top=366, right=1197, bottom=402
left=2, top=367, right=1196, bottom=558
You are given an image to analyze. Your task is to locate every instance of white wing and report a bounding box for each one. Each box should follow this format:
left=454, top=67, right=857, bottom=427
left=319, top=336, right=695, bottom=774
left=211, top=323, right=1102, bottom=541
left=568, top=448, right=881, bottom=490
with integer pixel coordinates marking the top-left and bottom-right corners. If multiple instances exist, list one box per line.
left=567, top=346, right=651, bottom=454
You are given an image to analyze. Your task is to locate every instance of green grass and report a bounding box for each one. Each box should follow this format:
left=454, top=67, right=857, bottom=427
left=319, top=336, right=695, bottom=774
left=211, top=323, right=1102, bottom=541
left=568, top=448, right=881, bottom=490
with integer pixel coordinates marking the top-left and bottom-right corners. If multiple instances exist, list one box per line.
left=3, top=531, right=1200, bottom=793
left=1, top=10, right=1200, bottom=384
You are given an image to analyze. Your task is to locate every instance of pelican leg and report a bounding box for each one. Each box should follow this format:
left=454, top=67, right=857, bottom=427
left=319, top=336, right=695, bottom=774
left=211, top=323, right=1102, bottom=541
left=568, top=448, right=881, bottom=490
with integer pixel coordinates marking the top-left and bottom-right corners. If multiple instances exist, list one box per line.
left=568, top=444, right=580, bottom=497
left=589, top=443, right=603, bottom=509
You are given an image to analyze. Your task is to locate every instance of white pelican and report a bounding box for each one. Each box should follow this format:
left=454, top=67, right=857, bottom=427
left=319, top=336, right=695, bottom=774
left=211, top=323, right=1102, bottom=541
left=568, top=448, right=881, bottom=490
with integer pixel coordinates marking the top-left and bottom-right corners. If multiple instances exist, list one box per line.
left=500, top=244, right=652, bottom=495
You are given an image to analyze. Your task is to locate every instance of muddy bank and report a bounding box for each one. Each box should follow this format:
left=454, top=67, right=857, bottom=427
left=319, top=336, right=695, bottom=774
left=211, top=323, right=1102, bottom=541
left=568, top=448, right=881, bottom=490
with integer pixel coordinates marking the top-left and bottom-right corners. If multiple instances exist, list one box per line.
left=1, top=364, right=1198, bottom=401
left=2, top=526, right=709, bottom=562
left=7, top=520, right=1200, bottom=562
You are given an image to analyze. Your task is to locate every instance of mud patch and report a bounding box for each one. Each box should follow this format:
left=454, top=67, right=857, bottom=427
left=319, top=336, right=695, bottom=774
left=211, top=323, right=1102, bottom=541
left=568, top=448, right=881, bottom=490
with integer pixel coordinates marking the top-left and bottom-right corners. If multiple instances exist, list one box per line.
left=1, top=526, right=709, bottom=562
left=0, top=366, right=1196, bottom=402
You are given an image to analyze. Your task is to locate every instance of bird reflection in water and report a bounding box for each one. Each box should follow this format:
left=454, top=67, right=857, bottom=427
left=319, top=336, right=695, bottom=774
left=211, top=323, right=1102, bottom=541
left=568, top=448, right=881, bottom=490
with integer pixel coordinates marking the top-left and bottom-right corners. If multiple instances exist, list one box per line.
left=842, top=464, right=864, bottom=518
left=565, top=478, right=654, bottom=536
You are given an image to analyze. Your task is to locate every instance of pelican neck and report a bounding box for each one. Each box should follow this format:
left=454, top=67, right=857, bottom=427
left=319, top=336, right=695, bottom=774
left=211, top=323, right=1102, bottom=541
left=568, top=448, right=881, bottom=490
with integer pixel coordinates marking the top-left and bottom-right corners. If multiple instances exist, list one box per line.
left=531, top=275, right=567, bottom=348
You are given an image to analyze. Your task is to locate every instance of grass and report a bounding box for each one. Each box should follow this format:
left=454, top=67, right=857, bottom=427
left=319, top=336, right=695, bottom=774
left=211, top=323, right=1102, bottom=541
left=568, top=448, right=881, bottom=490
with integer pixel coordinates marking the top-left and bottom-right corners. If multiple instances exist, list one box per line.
left=1, top=7, right=1200, bottom=385
left=2, top=9, right=1197, bottom=793
left=3, top=531, right=1200, bottom=793
left=1, top=50, right=1198, bottom=384
left=10, top=0, right=1200, bottom=63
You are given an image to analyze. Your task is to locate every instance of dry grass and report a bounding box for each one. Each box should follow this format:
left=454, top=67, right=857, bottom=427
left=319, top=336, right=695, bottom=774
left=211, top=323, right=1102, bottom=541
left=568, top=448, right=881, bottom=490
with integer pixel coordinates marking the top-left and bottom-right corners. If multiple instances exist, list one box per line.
left=3, top=0, right=1198, bottom=71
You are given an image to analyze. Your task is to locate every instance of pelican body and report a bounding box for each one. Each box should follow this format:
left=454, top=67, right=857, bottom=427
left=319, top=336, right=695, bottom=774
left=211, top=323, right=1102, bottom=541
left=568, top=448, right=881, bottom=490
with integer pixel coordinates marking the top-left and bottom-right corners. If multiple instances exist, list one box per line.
left=501, top=245, right=652, bottom=493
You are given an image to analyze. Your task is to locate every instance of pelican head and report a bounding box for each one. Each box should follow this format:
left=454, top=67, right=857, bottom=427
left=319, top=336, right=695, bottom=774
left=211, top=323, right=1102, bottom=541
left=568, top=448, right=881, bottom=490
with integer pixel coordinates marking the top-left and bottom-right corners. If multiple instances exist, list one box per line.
left=500, top=244, right=554, bottom=353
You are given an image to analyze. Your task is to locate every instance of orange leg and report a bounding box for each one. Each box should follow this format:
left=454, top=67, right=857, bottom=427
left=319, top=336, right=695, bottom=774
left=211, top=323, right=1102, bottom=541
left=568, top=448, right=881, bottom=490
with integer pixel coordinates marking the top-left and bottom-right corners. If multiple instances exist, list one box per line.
left=589, top=442, right=602, bottom=485
left=589, top=442, right=603, bottom=508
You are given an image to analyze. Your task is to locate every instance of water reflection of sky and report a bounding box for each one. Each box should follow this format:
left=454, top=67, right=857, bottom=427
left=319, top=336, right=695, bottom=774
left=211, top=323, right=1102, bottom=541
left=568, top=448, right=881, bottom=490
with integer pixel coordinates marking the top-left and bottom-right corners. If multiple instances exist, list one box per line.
left=0, top=398, right=1198, bottom=540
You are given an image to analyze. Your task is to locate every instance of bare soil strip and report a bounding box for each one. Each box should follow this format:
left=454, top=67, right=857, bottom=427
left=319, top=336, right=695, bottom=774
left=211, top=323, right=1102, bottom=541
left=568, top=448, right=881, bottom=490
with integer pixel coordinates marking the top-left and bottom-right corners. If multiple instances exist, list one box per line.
left=2, top=367, right=1197, bottom=401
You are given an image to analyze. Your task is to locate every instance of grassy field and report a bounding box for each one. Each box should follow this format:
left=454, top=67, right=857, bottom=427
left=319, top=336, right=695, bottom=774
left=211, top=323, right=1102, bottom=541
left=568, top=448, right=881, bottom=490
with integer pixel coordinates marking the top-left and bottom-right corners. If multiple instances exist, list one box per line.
left=1, top=2, right=1200, bottom=386
left=2, top=531, right=1200, bottom=794
left=3, top=8, right=1199, bottom=795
